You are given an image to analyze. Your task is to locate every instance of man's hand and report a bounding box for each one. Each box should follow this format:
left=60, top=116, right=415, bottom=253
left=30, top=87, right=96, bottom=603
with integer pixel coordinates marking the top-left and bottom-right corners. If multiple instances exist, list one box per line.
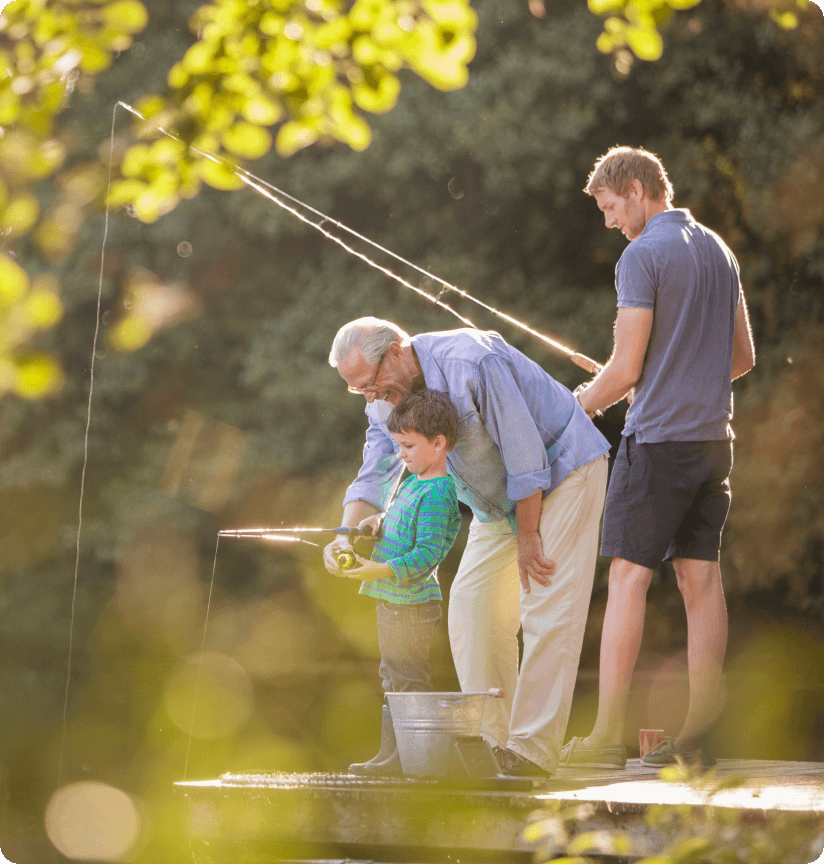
left=323, top=536, right=353, bottom=575
left=358, top=513, right=384, bottom=537
left=517, top=530, right=555, bottom=593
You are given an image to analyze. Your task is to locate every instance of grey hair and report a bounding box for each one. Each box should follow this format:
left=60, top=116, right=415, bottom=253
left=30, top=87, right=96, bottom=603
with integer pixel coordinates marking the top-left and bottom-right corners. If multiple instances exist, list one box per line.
left=328, top=317, right=410, bottom=368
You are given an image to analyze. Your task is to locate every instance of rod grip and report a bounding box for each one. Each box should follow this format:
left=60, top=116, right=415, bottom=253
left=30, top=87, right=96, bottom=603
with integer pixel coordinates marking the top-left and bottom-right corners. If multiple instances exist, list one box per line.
left=570, top=353, right=603, bottom=375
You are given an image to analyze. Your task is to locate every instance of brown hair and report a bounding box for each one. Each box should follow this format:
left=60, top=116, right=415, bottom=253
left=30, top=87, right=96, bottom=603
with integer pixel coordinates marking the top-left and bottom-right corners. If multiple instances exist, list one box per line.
left=585, top=146, right=674, bottom=203
left=387, top=389, right=459, bottom=450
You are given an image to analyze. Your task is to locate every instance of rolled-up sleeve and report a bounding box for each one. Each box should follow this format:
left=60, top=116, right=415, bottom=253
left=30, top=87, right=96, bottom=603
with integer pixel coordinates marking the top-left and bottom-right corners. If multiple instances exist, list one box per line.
left=342, top=409, right=404, bottom=511
left=475, top=355, right=555, bottom=502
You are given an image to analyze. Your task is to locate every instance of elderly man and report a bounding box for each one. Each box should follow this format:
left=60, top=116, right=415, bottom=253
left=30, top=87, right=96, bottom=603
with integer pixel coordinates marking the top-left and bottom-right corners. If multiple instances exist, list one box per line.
left=562, top=147, right=756, bottom=770
left=324, top=318, right=609, bottom=776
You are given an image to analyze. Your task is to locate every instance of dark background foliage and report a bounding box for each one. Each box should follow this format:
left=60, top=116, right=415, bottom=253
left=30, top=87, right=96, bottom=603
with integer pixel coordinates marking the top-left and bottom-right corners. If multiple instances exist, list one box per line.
left=1, top=0, right=823, bottom=860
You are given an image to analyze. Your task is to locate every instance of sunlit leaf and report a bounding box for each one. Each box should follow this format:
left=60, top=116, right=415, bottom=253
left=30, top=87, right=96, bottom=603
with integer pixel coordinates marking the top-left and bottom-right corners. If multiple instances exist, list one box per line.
left=108, top=316, right=153, bottom=352
left=769, top=8, right=799, bottom=28
left=275, top=120, right=320, bottom=156
left=589, top=0, right=626, bottom=13
left=23, top=286, right=63, bottom=329
left=334, top=110, right=371, bottom=150
left=352, top=70, right=400, bottom=112
left=101, top=0, right=148, bottom=32
left=108, top=178, right=147, bottom=207
left=121, top=144, right=152, bottom=178
left=241, top=95, right=283, bottom=125
left=1, top=193, right=41, bottom=235
left=135, top=95, right=166, bottom=119
left=14, top=354, right=64, bottom=399
left=77, top=36, right=111, bottom=73
left=197, top=156, right=245, bottom=190
left=221, top=121, right=272, bottom=159
left=0, top=253, right=28, bottom=306
left=0, top=89, right=19, bottom=124
left=626, top=23, right=663, bottom=60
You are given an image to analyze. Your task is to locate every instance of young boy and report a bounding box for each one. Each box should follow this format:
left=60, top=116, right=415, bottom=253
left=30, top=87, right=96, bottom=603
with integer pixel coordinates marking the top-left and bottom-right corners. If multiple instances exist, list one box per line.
left=340, top=389, right=462, bottom=775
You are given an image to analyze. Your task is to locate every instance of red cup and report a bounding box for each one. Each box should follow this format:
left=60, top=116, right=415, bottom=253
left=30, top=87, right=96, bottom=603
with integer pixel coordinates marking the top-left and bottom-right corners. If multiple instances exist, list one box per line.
left=639, top=729, right=665, bottom=758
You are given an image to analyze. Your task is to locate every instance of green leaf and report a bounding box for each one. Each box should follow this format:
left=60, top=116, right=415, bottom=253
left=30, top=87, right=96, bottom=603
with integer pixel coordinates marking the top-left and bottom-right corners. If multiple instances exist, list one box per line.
left=222, top=121, right=273, bottom=159
left=626, top=23, right=663, bottom=60
left=352, top=69, right=400, bottom=113
left=77, top=37, right=112, bottom=73
left=241, top=95, right=283, bottom=125
left=198, top=156, right=245, bottom=190
left=101, top=0, right=148, bottom=32
left=23, top=287, right=63, bottom=329
left=333, top=110, right=371, bottom=150
left=1, top=194, right=40, bottom=235
left=588, top=0, right=625, bottom=14
left=14, top=354, right=64, bottom=399
left=275, top=119, right=319, bottom=156
left=0, top=252, right=28, bottom=306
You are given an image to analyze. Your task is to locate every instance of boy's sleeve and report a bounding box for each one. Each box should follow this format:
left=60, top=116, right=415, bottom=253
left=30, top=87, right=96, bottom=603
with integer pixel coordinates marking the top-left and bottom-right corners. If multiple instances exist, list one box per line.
left=385, top=486, right=460, bottom=586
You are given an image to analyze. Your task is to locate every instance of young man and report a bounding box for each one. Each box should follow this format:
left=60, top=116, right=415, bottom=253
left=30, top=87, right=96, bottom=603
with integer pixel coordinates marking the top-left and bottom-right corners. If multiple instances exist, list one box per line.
left=563, top=146, right=755, bottom=769
left=341, top=389, right=462, bottom=776
left=324, top=318, right=609, bottom=777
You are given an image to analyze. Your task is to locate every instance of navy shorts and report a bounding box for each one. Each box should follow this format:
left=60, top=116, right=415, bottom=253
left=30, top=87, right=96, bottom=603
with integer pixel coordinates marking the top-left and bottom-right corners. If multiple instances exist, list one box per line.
left=600, top=434, right=733, bottom=569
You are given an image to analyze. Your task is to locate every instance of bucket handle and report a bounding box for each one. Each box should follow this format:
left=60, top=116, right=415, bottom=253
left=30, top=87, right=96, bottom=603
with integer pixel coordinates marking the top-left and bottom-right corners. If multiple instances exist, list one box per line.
left=437, top=688, right=505, bottom=707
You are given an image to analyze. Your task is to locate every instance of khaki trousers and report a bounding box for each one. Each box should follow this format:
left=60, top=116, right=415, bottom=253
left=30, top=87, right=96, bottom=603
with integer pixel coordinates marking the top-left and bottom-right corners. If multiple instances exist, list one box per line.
left=448, top=455, right=608, bottom=772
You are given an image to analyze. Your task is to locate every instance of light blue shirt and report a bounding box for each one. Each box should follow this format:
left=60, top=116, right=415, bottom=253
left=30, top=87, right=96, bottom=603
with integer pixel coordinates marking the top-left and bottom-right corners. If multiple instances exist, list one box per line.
left=343, top=329, right=610, bottom=531
left=616, top=209, right=740, bottom=443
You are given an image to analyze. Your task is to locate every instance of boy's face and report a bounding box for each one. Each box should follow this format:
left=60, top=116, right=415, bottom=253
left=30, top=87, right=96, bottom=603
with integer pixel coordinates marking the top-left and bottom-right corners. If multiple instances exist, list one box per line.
left=391, top=429, right=447, bottom=480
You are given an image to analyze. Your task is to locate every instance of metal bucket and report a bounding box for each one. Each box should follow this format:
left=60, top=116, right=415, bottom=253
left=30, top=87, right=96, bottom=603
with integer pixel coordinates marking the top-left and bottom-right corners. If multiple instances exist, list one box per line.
left=385, top=692, right=491, bottom=778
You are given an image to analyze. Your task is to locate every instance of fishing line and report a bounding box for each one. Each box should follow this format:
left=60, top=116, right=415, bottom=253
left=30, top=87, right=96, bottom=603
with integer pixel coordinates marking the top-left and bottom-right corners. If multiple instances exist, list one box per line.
left=183, top=533, right=220, bottom=782
left=58, top=100, right=118, bottom=787
left=115, top=101, right=602, bottom=373
left=116, top=101, right=476, bottom=329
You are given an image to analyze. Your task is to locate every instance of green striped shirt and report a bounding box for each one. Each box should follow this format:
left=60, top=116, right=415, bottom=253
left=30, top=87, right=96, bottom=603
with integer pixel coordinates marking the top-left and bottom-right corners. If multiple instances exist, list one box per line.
left=359, top=474, right=461, bottom=605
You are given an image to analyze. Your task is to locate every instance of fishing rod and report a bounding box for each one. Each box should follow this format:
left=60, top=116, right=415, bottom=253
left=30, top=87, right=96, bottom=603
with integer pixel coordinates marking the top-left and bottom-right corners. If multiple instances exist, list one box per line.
left=116, top=101, right=604, bottom=375
left=219, top=525, right=374, bottom=540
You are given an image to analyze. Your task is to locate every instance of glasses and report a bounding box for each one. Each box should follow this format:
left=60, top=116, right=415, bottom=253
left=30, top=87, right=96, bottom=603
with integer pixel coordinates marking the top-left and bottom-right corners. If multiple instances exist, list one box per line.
left=347, top=350, right=387, bottom=395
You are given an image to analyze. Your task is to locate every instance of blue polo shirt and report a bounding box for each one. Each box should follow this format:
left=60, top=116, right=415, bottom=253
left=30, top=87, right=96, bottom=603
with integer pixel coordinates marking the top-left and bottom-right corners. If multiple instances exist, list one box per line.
left=343, top=329, right=609, bottom=531
left=616, top=209, right=740, bottom=443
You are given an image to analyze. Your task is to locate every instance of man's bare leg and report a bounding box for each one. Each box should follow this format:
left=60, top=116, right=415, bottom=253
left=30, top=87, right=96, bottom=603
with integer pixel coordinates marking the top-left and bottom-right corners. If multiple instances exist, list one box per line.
left=671, top=558, right=728, bottom=746
left=582, top=557, right=653, bottom=749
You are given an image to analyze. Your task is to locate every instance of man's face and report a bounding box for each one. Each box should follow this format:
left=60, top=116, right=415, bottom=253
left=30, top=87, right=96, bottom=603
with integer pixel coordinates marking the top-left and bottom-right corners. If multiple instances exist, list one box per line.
left=336, top=344, right=413, bottom=406
left=593, top=185, right=647, bottom=241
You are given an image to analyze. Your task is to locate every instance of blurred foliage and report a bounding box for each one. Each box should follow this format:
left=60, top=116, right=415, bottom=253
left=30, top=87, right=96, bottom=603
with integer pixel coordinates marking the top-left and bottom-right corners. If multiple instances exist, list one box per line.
left=0, top=0, right=823, bottom=861
left=526, top=763, right=824, bottom=864
left=109, top=0, right=479, bottom=223
left=586, top=0, right=812, bottom=75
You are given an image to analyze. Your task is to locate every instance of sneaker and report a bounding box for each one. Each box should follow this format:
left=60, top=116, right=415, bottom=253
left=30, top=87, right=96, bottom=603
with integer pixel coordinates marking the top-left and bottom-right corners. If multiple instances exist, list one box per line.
left=560, top=736, right=627, bottom=769
left=495, top=747, right=551, bottom=777
left=640, top=737, right=716, bottom=768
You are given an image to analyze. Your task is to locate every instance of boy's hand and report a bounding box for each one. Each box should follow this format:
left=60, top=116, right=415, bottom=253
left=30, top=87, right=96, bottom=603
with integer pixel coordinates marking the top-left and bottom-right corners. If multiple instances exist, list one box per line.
left=348, top=554, right=394, bottom=582
left=357, top=513, right=384, bottom=538
left=323, top=536, right=353, bottom=575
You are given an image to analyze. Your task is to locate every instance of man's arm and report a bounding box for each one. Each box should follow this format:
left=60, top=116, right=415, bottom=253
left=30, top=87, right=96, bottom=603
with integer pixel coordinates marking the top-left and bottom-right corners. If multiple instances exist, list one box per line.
left=577, top=307, right=653, bottom=417
left=731, top=291, right=755, bottom=381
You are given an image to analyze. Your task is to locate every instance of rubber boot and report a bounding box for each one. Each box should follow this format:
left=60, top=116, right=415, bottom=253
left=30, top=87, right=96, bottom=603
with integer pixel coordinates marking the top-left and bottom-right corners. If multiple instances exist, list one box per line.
left=348, top=704, right=402, bottom=776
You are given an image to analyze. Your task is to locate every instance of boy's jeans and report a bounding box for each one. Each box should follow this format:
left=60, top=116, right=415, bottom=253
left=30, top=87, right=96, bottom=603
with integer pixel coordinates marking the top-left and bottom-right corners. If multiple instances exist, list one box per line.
left=377, top=599, right=442, bottom=692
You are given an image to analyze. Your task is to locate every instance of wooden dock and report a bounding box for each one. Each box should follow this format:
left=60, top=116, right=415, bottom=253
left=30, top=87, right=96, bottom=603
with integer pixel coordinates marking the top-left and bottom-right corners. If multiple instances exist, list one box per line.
left=177, top=759, right=824, bottom=862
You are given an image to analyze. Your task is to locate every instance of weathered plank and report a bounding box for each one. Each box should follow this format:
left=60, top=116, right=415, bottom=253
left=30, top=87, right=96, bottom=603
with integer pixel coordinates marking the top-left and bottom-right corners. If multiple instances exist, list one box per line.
left=176, top=759, right=824, bottom=862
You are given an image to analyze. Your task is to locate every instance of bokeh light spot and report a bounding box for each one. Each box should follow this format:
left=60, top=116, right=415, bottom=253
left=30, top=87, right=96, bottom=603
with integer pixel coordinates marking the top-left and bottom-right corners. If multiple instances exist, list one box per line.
left=164, top=651, right=253, bottom=739
left=177, top=241, right=192, bottom=257
left=45, top=782, right=141, bottom=861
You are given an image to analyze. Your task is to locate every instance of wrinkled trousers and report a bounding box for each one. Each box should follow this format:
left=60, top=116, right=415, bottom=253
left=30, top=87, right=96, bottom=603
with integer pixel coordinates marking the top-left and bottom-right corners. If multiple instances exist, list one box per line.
left=448, top=455, right=608, bottom=772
